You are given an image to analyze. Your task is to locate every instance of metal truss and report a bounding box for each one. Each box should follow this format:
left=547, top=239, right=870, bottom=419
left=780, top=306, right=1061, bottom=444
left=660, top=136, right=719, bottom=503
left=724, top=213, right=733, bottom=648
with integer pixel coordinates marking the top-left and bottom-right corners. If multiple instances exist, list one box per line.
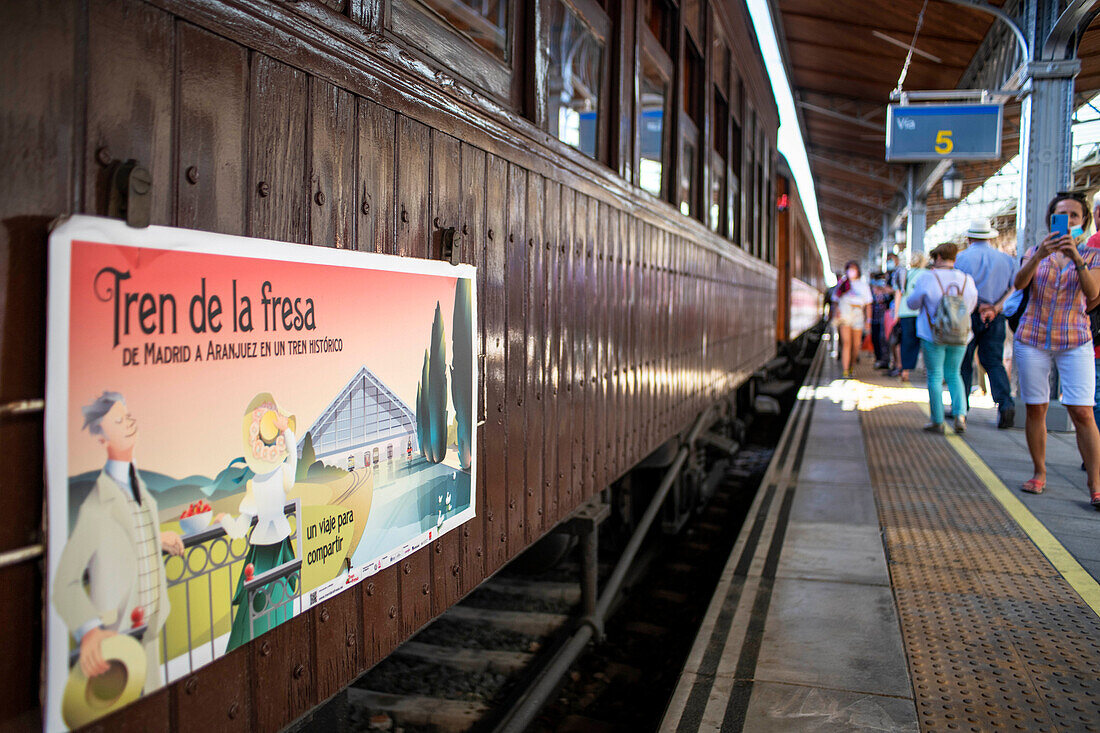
left=1043, top=0, right=1100, bottom=60
left=801, top=92, right=888, bottom=122
left=796, top=92, right=887, bottom=131
left=822, top=219, right=880, bottom=242
left=818, top=201, right=884, bottom=230
left=809, top=153, right=905, bottom=188
left=941, top=0, right=1028, bottom=77
left=816, top=183, right=894, bottom=211
left=816, top=174, right=899, bottom=198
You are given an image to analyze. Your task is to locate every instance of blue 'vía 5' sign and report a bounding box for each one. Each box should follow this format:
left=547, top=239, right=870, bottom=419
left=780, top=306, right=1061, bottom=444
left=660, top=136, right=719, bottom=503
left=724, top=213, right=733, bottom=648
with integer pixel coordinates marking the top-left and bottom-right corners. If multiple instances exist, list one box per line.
left=886, top=103, right=1002, bottom=161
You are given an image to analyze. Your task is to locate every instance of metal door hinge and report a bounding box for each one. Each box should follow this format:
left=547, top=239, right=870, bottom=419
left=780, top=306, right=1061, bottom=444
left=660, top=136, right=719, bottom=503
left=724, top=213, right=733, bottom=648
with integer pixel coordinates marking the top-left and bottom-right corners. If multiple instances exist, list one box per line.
left=107, top=159, right=152, bottom=228
left=440, top=226, right=460, bottom=265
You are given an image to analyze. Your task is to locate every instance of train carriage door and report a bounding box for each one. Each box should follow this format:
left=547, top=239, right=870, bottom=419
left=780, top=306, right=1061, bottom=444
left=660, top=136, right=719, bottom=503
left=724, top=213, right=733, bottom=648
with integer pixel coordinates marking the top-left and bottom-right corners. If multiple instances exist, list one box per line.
left=776, top=173, right=791, bottom=343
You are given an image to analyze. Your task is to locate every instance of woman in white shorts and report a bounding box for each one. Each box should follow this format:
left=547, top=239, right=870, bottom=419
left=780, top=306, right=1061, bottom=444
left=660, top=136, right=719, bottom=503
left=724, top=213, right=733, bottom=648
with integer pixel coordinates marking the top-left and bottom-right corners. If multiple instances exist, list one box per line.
left=831, top=260, right=872, bottom=378
left=1014, top=192, right=1100, bottom=503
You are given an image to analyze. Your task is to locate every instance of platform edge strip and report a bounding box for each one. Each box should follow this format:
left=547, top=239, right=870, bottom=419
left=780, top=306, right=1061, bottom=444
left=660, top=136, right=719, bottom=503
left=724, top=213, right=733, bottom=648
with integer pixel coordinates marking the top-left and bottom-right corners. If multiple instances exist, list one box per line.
left=658, top=344, right=824, bottom=732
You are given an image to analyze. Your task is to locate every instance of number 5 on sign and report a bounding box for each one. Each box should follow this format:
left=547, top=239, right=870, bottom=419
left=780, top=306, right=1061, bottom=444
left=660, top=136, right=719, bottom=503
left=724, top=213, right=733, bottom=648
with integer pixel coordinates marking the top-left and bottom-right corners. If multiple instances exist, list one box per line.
left=935, top=129, right=953, bottom=154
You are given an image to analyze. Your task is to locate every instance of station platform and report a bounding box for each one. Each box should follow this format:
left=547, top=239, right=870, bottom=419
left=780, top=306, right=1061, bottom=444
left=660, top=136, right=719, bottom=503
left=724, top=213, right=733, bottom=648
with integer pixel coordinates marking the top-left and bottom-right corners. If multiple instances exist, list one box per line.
left=660, top=342, right=1100, bottom=732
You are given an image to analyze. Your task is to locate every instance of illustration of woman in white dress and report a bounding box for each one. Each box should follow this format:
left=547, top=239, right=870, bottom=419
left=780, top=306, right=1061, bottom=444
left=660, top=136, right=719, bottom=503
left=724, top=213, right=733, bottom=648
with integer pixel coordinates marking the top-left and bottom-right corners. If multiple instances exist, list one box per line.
left=218, top=393, right=298, bottom=651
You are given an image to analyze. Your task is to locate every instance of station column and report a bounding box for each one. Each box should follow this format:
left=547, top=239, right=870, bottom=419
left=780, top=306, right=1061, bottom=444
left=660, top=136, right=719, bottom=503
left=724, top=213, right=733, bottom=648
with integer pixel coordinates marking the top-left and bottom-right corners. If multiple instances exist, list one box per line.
left=1015, top=0, right=1089, bottom=257
left=907, top=167, right=927, bottom=256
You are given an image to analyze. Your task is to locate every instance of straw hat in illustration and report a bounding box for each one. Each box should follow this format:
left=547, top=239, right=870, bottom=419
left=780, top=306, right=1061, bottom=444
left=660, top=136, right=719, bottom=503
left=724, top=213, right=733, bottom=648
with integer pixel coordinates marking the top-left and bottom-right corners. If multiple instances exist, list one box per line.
left=242, top=392, right=297, bottom=474
left=61, top=633, right=146, bottom=728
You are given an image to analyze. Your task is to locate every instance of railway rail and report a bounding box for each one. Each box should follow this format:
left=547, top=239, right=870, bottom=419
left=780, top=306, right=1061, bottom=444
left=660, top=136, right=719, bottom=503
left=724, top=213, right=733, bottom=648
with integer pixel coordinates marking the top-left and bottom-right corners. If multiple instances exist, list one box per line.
left=292, top=339, right=816, bottom=732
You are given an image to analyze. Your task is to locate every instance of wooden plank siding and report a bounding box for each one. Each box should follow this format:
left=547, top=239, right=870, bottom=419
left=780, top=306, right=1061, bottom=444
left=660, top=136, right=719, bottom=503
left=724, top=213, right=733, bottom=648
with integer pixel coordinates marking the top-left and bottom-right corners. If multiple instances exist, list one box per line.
left=0, top=0, right=781, bottom=730
left=504, top=162, right=527, bottom=555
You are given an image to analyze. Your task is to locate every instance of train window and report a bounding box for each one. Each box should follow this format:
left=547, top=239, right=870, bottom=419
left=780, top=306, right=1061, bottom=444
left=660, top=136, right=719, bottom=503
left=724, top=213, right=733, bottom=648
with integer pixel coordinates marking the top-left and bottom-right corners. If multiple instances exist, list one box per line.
left=709, top=91, right=728, bottom=232
left=763, top=150, right=773, bottom=262
left=642, top=0, right=675, bottom=54
left=638, top=56, right=670, bottom=198
left=731, top=72, right=742, bottom=123
left=709, top=33, right=729, bottom=235
left=712, top=29, right=730, bottom=95
left=389, top=0, right=513, bottom=99
left=547, top=0, right=608, bottom=159
left=679, top=39, right=704, bottom=220
left=756, top=126, right=766, bottom=259
left=679, top=131, right=698, bottom=217
left=682, top=0, right=704, bottom=49
left=425, top=0, right=508, bottom=60
left=744, top=107, right=756, bottom=253
left=729, top=117, right=742, bottom=242
left=637, top=15, right=672, bottom=199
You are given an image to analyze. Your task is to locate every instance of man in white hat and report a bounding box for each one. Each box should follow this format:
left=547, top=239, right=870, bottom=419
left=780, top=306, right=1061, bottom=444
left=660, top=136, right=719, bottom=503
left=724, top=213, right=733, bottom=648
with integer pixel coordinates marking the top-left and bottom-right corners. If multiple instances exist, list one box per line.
left=955, top=218, right=1018, bottom=428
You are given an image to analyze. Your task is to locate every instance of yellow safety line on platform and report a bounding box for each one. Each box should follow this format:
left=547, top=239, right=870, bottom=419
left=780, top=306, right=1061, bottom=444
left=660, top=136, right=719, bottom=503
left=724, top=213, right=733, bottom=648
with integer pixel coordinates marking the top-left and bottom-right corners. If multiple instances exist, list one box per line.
left=945, top=429, right=1100, bottom=617
left=905, top=399, right=1100, bottom=617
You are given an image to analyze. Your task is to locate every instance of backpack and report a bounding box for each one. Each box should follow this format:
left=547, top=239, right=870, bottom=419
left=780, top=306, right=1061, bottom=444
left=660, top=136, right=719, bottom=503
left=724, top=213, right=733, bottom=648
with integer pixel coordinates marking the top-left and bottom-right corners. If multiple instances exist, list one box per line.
left=927, top=271, right=972, bottom=345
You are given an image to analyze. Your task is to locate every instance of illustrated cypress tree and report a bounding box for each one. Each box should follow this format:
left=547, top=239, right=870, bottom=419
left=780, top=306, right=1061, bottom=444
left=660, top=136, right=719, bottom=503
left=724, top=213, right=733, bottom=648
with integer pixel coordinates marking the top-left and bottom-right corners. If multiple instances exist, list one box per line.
left=451, top=279, right=473, bottom=470
left=296, top=431, right=316, bottom=482
left=416, top=351, right=430, bottom=460
left=427, top=302, right=448, bottom=462
left=414, top=304, right=449, bottom=464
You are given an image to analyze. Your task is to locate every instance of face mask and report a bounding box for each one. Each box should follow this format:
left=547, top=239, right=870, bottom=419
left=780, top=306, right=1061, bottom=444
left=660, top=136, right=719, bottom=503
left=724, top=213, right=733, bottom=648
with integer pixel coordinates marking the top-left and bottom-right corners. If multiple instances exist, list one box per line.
left=1071, top=225, right=1085, bottom=240
left=847, top=269, right=858, bottom=279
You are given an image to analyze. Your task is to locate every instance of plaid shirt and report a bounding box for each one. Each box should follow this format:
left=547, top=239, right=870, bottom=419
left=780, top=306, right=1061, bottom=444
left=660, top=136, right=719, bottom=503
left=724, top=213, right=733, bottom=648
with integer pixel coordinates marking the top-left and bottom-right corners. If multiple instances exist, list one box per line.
left=1015, top=244, right=1100, bottom=351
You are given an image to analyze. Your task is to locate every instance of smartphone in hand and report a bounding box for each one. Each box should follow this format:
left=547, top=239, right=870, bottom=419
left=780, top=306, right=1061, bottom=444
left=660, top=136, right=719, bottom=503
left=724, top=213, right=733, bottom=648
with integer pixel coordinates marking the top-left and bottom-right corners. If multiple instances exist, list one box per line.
left=1051, top=213, right=1070, bottom=237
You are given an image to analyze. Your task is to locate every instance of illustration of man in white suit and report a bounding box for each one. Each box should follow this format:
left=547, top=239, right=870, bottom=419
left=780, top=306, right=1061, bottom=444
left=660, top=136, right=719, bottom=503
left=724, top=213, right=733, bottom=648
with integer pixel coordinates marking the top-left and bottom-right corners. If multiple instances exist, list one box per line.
left=51, top=392, right=184, bottom=692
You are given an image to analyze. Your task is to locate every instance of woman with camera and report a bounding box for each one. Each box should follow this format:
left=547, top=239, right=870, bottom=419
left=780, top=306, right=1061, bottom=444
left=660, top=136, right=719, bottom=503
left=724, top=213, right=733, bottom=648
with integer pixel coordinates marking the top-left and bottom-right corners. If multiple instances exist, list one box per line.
left=1014, top=192, right=1100, bottom=504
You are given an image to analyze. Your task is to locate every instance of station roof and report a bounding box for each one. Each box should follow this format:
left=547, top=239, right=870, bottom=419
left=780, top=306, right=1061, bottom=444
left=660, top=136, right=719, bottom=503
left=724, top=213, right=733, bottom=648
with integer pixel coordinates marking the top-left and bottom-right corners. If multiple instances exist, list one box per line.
left=772, top=0, right=1100, bottom=270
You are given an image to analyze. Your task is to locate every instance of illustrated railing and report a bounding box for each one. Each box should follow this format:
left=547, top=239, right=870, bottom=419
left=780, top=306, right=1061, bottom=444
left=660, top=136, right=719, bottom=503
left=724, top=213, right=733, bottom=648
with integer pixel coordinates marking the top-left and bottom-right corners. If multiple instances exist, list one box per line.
left=160, top=499, right=300, bottom=682
left=243, top=558, right=302, bottom=641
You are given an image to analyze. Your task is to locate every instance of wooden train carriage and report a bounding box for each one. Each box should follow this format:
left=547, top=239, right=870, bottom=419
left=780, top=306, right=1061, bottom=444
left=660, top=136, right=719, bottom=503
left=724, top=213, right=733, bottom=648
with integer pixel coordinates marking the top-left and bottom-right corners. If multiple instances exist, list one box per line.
left=775, top=158, right=825, bottom=343
left=0, top=0, right=780, bottom=729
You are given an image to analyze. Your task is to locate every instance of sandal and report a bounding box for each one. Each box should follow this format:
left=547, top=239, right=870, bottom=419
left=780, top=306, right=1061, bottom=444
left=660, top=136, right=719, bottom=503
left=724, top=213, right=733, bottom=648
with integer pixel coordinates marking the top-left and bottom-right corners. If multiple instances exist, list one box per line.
left=1090, top=491, right=1100, bottom=507
left=1021, top=479, right=1046, bottom=494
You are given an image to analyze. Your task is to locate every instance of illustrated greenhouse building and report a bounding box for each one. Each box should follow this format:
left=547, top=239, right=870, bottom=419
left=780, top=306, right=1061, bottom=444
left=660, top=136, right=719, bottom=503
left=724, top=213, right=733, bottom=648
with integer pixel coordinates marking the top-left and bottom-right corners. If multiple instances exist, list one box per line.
left=303, top=366, right=419, bottom=471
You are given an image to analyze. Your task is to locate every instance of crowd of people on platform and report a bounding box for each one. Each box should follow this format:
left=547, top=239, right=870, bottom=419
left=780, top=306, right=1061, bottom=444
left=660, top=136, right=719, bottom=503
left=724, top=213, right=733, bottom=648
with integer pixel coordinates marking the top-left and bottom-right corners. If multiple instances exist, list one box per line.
left=829, top=194, right=1100, bottom=506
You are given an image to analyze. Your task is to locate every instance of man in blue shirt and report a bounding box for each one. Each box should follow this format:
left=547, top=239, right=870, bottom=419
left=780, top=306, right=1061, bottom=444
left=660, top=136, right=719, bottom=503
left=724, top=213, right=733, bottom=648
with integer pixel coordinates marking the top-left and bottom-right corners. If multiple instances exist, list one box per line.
left=955, top=219, right=1018, bottom=428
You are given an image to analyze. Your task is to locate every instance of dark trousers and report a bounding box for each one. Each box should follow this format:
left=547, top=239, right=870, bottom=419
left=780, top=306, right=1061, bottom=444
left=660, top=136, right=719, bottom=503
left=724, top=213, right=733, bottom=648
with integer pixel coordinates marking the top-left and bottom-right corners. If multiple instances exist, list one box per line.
left=871, top=319, right=888, bottom=363
left=961, top=312, right=1014, bottom=412
left=898, top=317, right=920, bottom=369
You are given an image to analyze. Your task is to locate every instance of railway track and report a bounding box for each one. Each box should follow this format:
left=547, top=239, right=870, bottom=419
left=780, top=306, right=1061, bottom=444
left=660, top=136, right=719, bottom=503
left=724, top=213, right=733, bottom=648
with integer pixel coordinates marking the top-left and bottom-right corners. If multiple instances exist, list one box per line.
left=292, top=344, right=814, bottom=733
left=311, top=443, right=776, bottom=733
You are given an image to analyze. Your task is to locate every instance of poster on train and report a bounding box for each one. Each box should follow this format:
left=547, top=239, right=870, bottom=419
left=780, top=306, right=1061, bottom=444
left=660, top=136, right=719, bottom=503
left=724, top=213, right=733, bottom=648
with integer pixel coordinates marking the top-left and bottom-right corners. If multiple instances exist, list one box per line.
left=43, top=215, right=477, bottom=731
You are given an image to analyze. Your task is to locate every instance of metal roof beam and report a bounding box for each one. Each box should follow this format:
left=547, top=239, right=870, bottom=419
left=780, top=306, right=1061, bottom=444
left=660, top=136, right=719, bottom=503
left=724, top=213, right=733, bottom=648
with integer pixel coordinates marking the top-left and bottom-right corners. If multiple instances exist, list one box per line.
left=809, top=153, right=903, bottom=187
left=797, top=101, right=883, bottom=130
left=938, top=0, right=1030, bottom=62
left=822, top=218, right=880, bottom=238
left=816, top=185, right=893, bottom=211
left=817, top=174, right=898, bottom=195
left=1043, top=0, right=1100, bottom=60
left=818, top=203, right=881, bottom=229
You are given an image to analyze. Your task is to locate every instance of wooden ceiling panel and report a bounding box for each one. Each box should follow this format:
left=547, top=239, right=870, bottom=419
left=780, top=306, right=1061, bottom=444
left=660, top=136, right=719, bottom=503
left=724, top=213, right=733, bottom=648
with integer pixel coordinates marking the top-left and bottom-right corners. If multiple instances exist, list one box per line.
left=778, top=1, right=993, bottom=44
